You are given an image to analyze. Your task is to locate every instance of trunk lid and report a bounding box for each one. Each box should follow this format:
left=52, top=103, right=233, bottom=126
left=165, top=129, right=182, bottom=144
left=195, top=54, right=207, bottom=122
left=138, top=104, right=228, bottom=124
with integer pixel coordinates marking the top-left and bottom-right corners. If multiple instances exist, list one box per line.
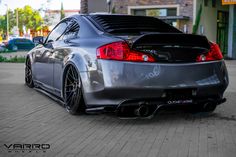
left=125, top=33, right=211, bottom=63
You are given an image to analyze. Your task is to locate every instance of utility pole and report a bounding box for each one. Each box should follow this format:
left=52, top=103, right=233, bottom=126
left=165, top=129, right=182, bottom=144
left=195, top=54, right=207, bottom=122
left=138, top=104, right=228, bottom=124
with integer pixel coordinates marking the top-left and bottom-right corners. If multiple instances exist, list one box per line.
left=5, top=4, right=9, bottom=40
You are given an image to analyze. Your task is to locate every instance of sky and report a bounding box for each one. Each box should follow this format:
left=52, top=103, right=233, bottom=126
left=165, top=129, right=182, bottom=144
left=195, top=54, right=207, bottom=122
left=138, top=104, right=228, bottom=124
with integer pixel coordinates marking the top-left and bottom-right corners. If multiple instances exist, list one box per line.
left=0, top=0, right=81, bottom=15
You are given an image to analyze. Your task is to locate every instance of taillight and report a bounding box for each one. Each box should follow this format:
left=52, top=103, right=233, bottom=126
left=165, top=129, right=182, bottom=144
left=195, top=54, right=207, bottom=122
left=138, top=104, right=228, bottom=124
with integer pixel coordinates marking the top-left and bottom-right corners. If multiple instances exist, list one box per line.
left=96, top=41, right=155, bottom=62
left=197, top=42, right=223, bottom=62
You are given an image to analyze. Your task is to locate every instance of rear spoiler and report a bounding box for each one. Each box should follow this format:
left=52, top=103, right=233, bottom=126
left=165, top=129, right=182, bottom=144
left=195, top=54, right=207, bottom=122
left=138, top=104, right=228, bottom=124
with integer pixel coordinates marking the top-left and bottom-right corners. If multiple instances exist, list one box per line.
left=131, top=33, right=211, bottom=49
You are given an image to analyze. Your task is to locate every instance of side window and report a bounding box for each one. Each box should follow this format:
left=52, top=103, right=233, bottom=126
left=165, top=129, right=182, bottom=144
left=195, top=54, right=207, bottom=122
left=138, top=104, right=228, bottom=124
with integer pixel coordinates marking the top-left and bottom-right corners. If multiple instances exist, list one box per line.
left=25, top=39, right=32, bottom=44
left=62, top=21, right=80, bottom=40
left=23, top=39, right=29, bottom=43
left=15, top=39, right=21, bottom=44
left=46, top=22, right=67, bottom=43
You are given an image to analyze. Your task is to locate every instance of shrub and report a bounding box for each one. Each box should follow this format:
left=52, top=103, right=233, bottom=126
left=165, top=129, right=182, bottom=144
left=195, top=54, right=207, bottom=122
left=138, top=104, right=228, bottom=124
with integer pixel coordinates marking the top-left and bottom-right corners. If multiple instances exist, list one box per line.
left=0, top=55, right=26, bottom=63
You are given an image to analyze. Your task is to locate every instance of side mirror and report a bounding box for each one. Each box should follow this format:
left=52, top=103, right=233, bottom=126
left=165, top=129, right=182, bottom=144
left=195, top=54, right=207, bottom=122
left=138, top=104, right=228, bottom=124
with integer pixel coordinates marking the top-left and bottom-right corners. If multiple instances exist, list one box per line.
left=33, top=36, right=44, bottom=45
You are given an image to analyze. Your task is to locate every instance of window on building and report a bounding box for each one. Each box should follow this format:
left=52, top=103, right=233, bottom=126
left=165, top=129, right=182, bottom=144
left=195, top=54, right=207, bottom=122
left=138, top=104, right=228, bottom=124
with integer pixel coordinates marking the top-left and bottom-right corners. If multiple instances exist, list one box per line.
left=131, top=8, right=178, bottom=27
left=212, top=0, right=216, bottom=7
left=204, top=0, right=208, bottom=6
left=167, top=8, right=177, bottom=16
left=132, top=8, right=177, bottom=17
left=133, top=9, right=145, bottom=16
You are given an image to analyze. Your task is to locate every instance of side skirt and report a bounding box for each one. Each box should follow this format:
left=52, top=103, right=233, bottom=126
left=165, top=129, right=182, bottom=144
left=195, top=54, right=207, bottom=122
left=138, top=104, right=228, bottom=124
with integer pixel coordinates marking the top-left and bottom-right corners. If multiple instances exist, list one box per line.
left=34, top=87, right=65, bottom=107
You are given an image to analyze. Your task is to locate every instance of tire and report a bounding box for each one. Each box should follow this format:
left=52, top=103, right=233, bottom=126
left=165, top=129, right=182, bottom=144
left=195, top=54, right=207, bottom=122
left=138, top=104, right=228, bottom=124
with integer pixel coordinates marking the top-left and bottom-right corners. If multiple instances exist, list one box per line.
left=25, top=58, right=34, bottom=88
left=63, top=65, right=85, bottom=115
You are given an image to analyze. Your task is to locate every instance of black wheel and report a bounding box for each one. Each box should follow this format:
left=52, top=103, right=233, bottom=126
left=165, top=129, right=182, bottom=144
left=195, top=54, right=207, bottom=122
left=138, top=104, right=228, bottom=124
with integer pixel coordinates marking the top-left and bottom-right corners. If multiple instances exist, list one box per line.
left=64, top=65, right=85, bottom=115
left=25, top=58, right=34, bottom=88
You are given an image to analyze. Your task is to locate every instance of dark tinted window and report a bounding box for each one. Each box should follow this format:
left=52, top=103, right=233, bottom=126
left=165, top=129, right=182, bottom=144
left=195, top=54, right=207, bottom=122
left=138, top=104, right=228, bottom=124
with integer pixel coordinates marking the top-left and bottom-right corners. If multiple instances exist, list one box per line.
left=62, top=21, right=80, bottom=40
left=167, top=8, right=177, bottom=16
left=212, top=0, right=216, bottom=7
left=46, top=22, right=67, bottom=42
left=14, top=39, right=32, bottom=43
left=133, top=9, right=146, bottom=16
left=89, top=15, right=181, bottom=35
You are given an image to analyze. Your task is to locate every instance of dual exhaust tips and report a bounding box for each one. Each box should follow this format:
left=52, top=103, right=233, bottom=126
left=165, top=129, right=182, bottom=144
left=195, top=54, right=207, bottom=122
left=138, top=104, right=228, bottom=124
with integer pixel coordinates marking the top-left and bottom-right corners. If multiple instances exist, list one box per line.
left=117, top=98, right=224, bottom=119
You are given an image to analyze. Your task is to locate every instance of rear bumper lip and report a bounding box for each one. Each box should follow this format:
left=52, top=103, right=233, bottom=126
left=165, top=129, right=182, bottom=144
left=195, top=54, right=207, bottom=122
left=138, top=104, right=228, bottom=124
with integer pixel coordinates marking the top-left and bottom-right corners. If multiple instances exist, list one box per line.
left=85, top=97, right=227, bottom=119
left=83, top=83, right=227, bottom=107
left=87, top=86, right=225, bottom=108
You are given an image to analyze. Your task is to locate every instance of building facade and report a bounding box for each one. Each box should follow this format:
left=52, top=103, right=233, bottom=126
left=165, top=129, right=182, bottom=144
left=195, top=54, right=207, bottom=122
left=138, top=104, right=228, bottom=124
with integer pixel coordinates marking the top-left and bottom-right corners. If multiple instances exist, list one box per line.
left=81, top=0, right=236, bottom=59
left=113, top=0, right=194, bottom=34
left=195, top=0, right=236, bottom=58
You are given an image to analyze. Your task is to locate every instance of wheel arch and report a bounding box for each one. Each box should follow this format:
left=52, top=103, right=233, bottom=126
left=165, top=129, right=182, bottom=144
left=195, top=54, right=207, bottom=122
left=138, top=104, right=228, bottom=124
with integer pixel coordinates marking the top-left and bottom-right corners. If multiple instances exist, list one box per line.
left=61, top=59, right=88, bottom=107
left=25, top=53, right=34, bottom=64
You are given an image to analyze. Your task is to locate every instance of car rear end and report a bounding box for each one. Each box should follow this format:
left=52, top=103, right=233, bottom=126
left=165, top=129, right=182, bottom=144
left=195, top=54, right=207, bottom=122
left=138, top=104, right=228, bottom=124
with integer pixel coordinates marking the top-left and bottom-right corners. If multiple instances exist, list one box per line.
left=84, top=15, right=229, bottom=118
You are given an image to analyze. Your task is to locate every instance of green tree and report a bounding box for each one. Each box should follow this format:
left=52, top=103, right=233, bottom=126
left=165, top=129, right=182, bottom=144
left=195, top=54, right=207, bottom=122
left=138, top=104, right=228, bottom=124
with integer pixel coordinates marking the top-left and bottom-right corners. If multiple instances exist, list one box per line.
left=0, top=15, right=6, bottom=38
left=0, top=10, right=16, bottom=37
left=112, top=6, right=116, bottom=14
left=16, top=6, right=44, bottom=34
left=0, top=5, right=44, bottom=36
left=0, top=15, right=6, bottom=33
left=60, top=2, right=65, bottom=20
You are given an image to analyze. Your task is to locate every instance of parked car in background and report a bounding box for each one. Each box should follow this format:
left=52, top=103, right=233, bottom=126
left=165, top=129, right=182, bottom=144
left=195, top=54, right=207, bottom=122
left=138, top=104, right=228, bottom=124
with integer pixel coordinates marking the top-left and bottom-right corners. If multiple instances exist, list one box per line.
left=5, top=38, right=35, bottom=51
left=0, top=45, right=6, bottom=52
left=0, top=43, right=6, bottom=52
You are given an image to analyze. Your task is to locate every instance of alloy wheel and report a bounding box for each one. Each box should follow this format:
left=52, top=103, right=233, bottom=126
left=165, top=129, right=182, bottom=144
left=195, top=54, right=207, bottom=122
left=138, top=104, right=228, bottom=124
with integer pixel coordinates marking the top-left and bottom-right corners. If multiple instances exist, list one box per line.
left=25, top=58, right=34, bottom=88
left=64, top=65, right=82, bottom=113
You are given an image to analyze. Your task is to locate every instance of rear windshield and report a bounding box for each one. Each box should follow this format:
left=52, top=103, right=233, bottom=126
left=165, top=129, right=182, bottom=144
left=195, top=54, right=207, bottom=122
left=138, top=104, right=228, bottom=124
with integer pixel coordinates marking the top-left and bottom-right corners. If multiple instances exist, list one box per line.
left=88, top=15, right=181, bottom=35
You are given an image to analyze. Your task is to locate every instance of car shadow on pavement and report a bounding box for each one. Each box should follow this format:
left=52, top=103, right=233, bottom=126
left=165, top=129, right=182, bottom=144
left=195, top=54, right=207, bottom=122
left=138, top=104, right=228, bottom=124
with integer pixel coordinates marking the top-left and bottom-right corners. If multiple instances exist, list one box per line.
left=20, top=84, right=236, bottom=126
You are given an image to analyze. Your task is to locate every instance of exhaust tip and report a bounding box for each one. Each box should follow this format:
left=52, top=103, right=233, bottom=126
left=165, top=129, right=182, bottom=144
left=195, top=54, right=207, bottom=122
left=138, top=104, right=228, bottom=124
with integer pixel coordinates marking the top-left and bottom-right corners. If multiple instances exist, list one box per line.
left=134, top=105, right=150, bottom=117
left=202, top=102, right=217, bottom=112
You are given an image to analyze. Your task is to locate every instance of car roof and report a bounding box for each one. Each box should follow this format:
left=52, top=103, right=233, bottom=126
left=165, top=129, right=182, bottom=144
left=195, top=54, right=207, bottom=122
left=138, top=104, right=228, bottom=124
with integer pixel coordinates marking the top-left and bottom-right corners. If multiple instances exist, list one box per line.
left=11, top=38, right=31, bottom=40
left=9, top=38, right=32, bottom=42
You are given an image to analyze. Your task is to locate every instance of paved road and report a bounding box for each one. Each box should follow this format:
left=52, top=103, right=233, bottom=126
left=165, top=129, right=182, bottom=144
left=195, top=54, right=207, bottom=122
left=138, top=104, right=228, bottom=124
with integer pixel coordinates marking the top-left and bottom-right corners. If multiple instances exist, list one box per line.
left=0, top=62, right=236, bottom=157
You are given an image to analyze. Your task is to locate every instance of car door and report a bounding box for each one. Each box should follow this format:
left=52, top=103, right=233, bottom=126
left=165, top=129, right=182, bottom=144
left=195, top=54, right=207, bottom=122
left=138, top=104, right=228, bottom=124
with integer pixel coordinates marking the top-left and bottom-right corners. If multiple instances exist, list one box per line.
left=24, top=39, right=34, bottom=50
left=17, top=39, right=27, bottom=49
left=34, top=21, right=68, bottom=93
left=14, top=39, right=22, bottom=49
left=20, top=39, right=27, bottom=49
left=52, top=19, right=80, bottom=96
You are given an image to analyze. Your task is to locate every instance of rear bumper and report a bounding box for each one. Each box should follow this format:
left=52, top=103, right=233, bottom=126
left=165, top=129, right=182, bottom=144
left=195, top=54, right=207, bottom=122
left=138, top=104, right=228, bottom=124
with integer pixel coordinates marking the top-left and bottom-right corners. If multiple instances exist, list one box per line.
left=80, top=60, right=229, bottom=107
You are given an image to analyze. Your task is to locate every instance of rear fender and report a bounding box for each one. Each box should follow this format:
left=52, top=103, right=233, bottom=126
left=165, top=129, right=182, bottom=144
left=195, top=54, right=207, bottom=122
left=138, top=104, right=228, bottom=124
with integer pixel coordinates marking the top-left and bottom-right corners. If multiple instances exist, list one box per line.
left=61, top=54, right=88, bottom=101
